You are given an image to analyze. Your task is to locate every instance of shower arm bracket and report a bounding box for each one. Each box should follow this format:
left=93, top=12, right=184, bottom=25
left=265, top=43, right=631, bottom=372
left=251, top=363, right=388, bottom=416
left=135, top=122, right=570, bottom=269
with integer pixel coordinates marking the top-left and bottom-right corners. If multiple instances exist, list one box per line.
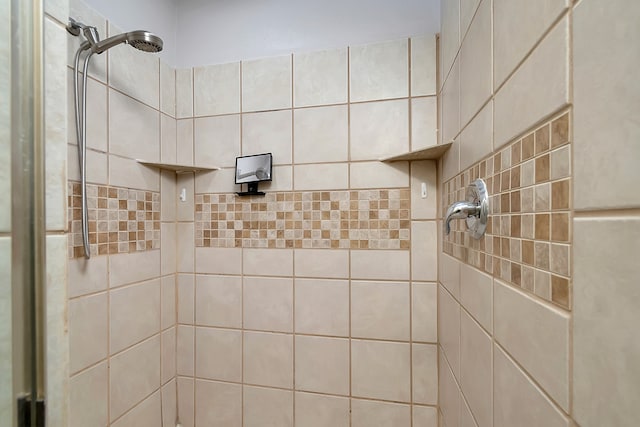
left=445, top=179, right=489, bottom=240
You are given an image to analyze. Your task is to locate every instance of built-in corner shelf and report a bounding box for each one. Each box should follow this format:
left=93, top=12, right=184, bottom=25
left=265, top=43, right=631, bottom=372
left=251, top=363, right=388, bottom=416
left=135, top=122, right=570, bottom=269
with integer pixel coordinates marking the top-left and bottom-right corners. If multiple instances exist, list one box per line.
left=137, top=160, right=220, bottom=173
left=380, top=142, right=453, bottom=162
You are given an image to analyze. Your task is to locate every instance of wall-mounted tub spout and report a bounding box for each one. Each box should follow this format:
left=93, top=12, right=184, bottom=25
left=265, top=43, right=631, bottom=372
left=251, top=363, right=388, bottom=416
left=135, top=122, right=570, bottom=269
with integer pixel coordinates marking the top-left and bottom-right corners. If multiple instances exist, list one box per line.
left=444, top=179, right=489, bottom=240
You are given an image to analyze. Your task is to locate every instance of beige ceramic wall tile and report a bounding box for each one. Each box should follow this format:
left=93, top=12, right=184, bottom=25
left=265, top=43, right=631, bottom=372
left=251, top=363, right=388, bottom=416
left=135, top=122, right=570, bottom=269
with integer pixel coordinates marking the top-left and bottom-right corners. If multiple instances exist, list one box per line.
left=257, top=165, right=293, bottom=192
left=412, top=343, right=438, bottom=404
left=242, top=55, right=292, bottom=112
left=108, top=22, right=160, bottom=109
left=109, top=154, right=160, bottom=191
left=67, top=146, right=108, bottom=184
left=243, top=248, right=293, bottom=276
left=195, top=327, right=242, bottom=382
left=411, top=221, right=438, bottom=281
left=438, top=284, right=461, bottom=378
left=176, top=325, right=194, bottom=376
left=176, top=68, right=193, bottom=119
left=293, top=105, right=348, bottom=163
left=160, top=61, right=176, bottom=117
left=441, top=138, right=460, bottom=182
left=110, top=279, right=161, bottom=354
left=194, top=62, right=241, bottom=116
left=351, top=250, right=410, bottom=281
left=162, top=380, right=177, bottom=427
left=177, top=377, right=194, bottom=427
left=351, top=281, right=410, bottom=341
left=68, top=255, right=108, bottom=298
left=67, top=0, right=107, bottom=82
left=69, top=292, right=108, bottom=373
left=161, top=327, right=176, bottom=384
left=351, top=340, right=411, bottom=402
left=351, top=399, right=410, bottom=427
left=460, top=0, right=481, bottom=39
left=412, top=282, right=438, bottom=343
left=411, top=97, right=438, bottom=151
left=294, top=279, right=349, bottom=337
left=195, top=380, right=242, bottom=427
left=349, top=161, right=410, bottom=189
left=411, top=35, right=437, bottom=97
left=161, top=223, right=176, bottom=276
left=459, top=264, right=492, bottom=332
left=177, top=172, right=194, bottom=218
left=177, top=274, right=194, bottom=324
left=66, top=71, right=107, bottom=151
left=160, top=170, right=176, bottom=221
left=461, top=398, right=478, bottom=427
left=494, top=280, right=569, bottom=410
left=294, top=249, right=349, bottom=278
left=441, top=58, right=460, bottom=146
left=460, top=100, right=492, bottom=171
left=177, top=119, right=194, bottom=166
left=69, top=362, right=108, bottom=427
left=195, top=275, right=242, bottom=328
left=350, top=99, right=409, bottom=161
left=459, top=0, right=491, bottom=126
left=176, top=223, right=195, bottom=273
left=294, top=48, right=348, bottom=107
left=109, top=89, right=160, bottom=161
left=111, top=391, right=161, bottom=427
left=350, top=39, right=409, bottom=102
left=439, top=350, right=461, bottom=427
left=460, top=312, right=492, bottom=427
left=161, top=276, right=176, bottom=330
left=194, top=114, right=241, bottom=168
left=243, top=386, right=293, bottom=427
left=573, top=0, right=640, bottom=210
left=493, top=0, right=569, bottom=87
left=494, top=346, right=569, bottom=427
left=109, top=336, right=161, bottom=420
left=243, top=331, right=293, bottom=388
left=242, top=110, right=292, bottom=164
left=161, top=114, right=177, bottom=163
left=195, top=247, right=242, bottom=275
left=293, top=163, right=349, bottom=190
left=440, top=0, right=460, bottom=85
left=573, top=217, right=640, bottom=426
left=413, top=405, right=438, bottom=427
left=0, top=10, right=7, bottom=232
left=494, top=18, right=569, bottom=148
left=294, top=392, right=350, bottom=427
left=440, top=253, right=461, bottom=299
left=295, top=336, right=349, bottom=395
left=243, top=276, right=293, bottom=332
left=411, top=160, right=437, bottom=219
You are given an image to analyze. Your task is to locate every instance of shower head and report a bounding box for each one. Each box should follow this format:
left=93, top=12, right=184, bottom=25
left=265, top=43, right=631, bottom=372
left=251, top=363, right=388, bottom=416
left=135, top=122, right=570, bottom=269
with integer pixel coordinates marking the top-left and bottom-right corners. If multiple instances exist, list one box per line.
left=92, top=30, right=163, bottom=54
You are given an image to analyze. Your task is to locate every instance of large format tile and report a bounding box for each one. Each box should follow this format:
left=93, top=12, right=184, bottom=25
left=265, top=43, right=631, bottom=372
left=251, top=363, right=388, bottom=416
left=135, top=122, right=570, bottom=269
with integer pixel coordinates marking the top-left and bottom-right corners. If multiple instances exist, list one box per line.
left=412, top=282, right=437, bottom=343
left=194, top=62, right=241, bottom=116
left=439, top=350, right=461, bottom=427
left=351, top=399, right=410, bottom=427
left=242, top=110, right=292, bottom=164
left=351, top=250, right=409, bottom=280
left=411, top=35, right=437, bottom=97
left=69, top=293, right=108, bottom=373
left=195, top=327, right=242, bottom=382
left=460, top=312, right=492, bottom=427
left=459, top=263, right=492, bottom=333
left=351, top=281, right=410, bottom=341
left=109, top=89, right=160, bottom=161
left=243, top=276, right=293, bottom=332
left=350, top=39, right=409, bottom=102
left=295, top=336, right=349, bottom=395
left=160, top=61, right=175, bottom=117
left=494, top=0, right=569, bottom=87
left=294, top=279, right=349, bottom=337
left=194, top=114, right=241, bottom=169
left=441, top=58, right=460, bottom=145
left=69, top=362, right=108, bottom=427
left=195, top=275, right=242, bottom=328
left=351, top=340, right=410, bottom=402
left=440, top=0, right=460, bottom=85
left=177, top=325, right=194, bottom=376
left=295, top=392, right=349, bottom=427
left=243, top=248, right=293, bottom=276
left=242, top=55, right=292, bottom=112
left=350, top=100, right=409, bottom=161
left=294, top=249, right=349, bottom=278
left=109, top=250, right=160, bottom=288
left=243, top=386, right=293, bottom=427
left=411, top=221, right=438, bottom=281
left=494, top=18, right=569, bottom=148
left=411, top=97, right=438, bottom=151
left=195, top=380, right=242, bottom=427
left=573, top=217, right=640, bottom=426
left=110, top=155, right=159, bottom=191
left=111, top=391, right=161, bottom=427
left=438, top=284, right=461, bottom=378
left=293, top=163, right=349, bottom=191
left=349, top=161, right=409, bottom=189
left=573, top=0, right=640, bottom=210
left=412, top=343, right=438, bottom=405
left=294, top=48, right=348, bottom=107
left=176, top=68, right=193, bottom=119
left=68, top=255, right=108, bottom=298
left=293, top=105, right=348, bottom=163
left=494, top=280, right=569, bottom=410
left=195, top=247, right=242, bottom=275
left=243, top=331, right=293, bottom=388
left=460, top=101, right=492, bottom=170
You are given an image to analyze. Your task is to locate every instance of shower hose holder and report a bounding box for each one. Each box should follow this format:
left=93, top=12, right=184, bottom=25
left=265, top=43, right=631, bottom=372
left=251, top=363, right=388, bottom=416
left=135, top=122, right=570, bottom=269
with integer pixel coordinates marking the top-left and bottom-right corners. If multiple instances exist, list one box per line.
left=444, top=178, right=489, bottom=240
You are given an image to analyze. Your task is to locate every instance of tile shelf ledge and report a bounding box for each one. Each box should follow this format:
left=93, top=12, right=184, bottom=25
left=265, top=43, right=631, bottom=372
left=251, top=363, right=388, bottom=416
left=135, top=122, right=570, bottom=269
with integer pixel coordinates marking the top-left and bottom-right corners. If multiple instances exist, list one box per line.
left=380, top=141, right=453, bottom=162
left=136, top=160, right=220, bottom=173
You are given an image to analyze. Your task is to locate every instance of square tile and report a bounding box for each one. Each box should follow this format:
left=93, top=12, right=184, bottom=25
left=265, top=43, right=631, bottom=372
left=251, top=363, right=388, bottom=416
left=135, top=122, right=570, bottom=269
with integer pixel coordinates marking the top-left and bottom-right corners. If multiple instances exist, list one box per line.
left=294, top=48, right=348, bottom=107
left=243, top=331, right=293, bottom=388
left=195, top=327, right=242, bottom=382
left=242, top=55, right=292, bottom=112
left=295, top=336, right=349, bottom=395
left=350, top=39, right=409, bottom=102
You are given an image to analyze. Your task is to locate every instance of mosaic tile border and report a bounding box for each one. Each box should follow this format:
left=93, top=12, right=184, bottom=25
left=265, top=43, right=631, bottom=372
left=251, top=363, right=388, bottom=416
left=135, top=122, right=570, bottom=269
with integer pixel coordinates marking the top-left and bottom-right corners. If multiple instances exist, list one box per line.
left=68, top=182, right=161, bottom=258
left=195, top=189, right=411, bottom=249
left=443, top=111, right=572, bottom=310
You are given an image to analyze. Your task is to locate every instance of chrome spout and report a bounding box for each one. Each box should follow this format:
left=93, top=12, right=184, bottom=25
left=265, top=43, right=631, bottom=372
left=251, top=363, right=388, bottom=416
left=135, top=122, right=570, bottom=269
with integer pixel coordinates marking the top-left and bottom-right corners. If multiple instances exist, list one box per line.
left=445, top=201, right=480, bottom=234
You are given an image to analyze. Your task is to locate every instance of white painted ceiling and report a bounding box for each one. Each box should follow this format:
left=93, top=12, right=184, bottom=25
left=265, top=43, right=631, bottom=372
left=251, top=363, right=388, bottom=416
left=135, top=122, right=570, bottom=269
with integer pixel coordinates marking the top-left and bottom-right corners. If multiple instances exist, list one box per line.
left=84, top=0, right=440, bottom=68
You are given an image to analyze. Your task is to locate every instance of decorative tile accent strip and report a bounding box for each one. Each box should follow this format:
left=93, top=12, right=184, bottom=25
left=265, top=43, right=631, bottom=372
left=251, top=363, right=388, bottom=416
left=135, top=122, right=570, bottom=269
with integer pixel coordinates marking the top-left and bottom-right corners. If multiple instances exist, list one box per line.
left=67, top=182, right=161, bottom=258
left=443, top=111, right=571, bottom=310
left=196, top=189, right=411, bottom=249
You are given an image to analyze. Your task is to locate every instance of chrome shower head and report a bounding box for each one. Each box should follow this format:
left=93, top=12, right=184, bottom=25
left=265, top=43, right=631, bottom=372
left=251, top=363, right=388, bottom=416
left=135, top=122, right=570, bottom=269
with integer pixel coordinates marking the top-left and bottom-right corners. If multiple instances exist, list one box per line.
left=92, top=30, right=163, bottom=54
